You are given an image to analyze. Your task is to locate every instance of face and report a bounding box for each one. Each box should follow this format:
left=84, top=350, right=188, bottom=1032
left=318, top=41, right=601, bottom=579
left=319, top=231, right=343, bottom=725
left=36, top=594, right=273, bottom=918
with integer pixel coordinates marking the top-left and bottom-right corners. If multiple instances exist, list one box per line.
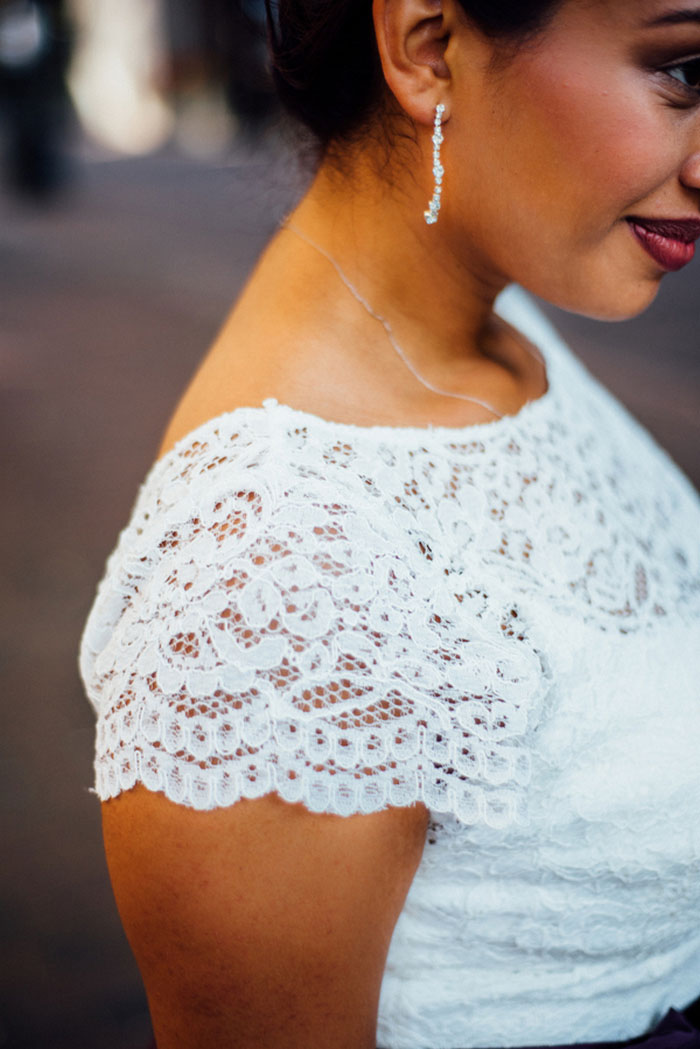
left=446, top=0, right=700, bottom=320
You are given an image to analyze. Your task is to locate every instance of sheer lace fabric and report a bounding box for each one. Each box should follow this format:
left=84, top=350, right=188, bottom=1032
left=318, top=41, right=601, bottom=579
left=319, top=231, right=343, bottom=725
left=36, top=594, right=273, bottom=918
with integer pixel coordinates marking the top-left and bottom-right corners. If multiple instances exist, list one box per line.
left=79, top=287, right=700, bottom=1048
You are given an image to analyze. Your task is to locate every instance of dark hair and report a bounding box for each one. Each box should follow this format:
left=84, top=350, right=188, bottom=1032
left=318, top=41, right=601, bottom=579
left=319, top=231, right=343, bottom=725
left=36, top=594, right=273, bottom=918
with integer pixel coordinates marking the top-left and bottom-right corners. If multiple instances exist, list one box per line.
left=264, top=0, right=562, bottom=149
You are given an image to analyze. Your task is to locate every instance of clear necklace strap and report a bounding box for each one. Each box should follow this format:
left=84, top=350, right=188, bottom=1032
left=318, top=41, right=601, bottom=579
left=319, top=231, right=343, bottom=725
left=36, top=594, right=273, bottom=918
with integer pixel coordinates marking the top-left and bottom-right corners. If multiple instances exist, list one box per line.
left=281, top=218, right=507, bottom=420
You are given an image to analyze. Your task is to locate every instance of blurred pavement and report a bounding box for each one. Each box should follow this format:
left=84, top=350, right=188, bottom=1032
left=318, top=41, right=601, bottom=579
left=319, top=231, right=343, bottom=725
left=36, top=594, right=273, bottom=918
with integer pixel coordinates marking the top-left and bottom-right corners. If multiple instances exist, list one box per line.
left=1, top=143, right=698, bottom=1048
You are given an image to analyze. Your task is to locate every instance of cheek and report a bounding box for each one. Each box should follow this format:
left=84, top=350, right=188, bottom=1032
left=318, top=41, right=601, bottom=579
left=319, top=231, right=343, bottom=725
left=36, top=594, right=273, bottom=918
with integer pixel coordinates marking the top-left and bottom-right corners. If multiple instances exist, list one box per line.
left=448, top=52, right=682, bottom=318
left=497, top=60, right=674, bottom=232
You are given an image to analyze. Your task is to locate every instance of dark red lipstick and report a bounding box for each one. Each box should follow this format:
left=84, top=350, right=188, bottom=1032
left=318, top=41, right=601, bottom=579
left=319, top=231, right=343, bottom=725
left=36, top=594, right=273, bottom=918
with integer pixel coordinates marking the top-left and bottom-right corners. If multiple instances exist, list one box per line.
left=627, top=217, right=700, bottom=272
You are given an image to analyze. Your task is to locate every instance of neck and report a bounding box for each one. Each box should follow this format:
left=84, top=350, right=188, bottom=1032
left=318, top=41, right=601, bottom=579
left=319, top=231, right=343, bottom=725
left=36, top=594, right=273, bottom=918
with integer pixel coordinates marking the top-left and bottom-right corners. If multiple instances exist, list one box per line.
left=287, top=149, right=510, bottom=379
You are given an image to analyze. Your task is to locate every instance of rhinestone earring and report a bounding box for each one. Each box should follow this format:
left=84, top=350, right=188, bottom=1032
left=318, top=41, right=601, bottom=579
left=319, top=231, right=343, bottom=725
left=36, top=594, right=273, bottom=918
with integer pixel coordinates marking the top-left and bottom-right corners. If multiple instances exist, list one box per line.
left=424, top=103, right=445, bottom=225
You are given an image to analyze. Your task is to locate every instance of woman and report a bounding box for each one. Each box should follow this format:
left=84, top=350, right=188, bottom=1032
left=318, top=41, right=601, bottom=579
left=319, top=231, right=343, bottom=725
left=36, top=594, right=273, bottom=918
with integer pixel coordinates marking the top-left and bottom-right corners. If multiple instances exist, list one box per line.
left=78, top=1, right=700, bottom=1047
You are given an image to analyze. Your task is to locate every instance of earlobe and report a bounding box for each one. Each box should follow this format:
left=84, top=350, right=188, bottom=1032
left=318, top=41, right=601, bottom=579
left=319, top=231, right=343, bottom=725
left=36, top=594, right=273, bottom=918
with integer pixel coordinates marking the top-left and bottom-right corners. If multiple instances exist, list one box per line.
left=373, top=0, right=452, bottom=126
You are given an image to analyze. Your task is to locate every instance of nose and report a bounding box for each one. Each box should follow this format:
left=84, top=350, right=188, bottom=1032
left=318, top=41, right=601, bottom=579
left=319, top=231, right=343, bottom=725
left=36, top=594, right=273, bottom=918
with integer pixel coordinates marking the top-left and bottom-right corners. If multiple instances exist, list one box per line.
left=680, top=150, right=700, bottom=191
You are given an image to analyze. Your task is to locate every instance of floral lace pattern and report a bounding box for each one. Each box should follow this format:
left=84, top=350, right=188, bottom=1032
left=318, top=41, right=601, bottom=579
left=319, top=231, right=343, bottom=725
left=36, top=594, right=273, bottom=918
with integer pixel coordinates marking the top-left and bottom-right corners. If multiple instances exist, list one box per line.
left=78, top=287, right=700, bottom=1047
left=82, top=403, right=553, bottom=825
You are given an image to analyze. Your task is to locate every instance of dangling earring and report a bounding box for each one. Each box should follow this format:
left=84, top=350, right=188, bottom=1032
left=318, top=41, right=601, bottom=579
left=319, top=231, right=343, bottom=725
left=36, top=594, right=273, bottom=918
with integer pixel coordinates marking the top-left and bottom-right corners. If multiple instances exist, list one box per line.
left=424, top=103, right=445, bottom=226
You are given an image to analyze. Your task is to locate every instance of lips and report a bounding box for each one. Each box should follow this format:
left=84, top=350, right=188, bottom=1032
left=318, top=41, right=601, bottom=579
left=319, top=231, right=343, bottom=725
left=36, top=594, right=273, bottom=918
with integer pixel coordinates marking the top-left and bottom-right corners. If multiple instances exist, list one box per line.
left=627, top=216, right=700, bottom=272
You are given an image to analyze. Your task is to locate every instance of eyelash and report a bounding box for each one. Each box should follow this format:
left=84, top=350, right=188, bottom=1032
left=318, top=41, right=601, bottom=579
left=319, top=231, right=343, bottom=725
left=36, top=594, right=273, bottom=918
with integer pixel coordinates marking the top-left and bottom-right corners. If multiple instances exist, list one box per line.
left=660, top=56, right=700, bottom=99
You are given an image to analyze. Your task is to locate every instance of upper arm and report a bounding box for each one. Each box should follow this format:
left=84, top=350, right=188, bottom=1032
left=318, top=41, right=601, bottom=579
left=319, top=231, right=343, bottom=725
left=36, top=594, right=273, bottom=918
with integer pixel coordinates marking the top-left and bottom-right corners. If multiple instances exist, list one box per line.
left=84, top=448, right=545, bottom=1044
left=102, top=786, right=428, bottom=1049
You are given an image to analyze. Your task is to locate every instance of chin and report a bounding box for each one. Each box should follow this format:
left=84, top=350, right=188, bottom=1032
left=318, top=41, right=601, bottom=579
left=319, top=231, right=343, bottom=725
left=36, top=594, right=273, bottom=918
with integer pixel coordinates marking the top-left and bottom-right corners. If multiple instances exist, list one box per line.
left=589, top=281, right=661, bottom=323
left=538, top=275, right=663, bottom=324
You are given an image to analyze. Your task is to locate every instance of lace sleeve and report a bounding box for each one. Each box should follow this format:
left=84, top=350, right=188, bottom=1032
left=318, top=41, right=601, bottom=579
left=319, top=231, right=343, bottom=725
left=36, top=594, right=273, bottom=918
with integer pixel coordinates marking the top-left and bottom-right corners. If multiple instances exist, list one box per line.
left=79, top=435, right=550, bottom=828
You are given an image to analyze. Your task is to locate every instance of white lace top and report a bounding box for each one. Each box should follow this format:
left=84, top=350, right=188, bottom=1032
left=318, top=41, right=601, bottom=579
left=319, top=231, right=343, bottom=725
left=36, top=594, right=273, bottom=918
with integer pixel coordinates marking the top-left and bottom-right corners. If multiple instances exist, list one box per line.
left=79, top=286, right=700, bottom=1049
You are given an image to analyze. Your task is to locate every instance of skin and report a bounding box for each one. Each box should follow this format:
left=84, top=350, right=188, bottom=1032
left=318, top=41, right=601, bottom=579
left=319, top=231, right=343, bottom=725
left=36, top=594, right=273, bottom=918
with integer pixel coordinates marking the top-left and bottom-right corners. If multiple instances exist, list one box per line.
left=105, top=3, right=700, bottom=1047
left=104, top=789, right=427, bottom=1049
left=158, top=0, right=700, bottom=445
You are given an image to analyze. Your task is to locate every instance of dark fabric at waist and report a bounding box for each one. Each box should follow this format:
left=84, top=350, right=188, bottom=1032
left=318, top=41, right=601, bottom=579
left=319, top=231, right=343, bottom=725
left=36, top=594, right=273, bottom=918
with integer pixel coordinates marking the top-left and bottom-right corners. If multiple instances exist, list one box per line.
left=462, top=999, right=700, bottom=1049
left=149, top=995, right=700, bottom=1049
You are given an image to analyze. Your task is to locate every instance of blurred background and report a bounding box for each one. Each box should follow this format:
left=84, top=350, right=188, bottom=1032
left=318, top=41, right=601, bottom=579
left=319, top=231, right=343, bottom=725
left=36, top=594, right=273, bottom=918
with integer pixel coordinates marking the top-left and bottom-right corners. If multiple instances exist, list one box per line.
left=1, top=3, right=698, bottom=1046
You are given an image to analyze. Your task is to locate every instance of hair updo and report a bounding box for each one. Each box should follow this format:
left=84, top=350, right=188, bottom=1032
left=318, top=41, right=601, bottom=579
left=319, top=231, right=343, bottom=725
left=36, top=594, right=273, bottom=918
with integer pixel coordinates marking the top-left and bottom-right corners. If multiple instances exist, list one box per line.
left=264, top=0, right=562, bottom=149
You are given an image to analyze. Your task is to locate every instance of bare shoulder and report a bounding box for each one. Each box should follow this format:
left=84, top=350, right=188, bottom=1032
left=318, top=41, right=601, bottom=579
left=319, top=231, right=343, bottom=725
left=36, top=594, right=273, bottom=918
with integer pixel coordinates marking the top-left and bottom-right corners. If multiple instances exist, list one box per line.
left=153, top=227, right=443, bottom=464
left=154, top=230, right=354, bottom=463
left=102, top=786, right=428, bottom=1049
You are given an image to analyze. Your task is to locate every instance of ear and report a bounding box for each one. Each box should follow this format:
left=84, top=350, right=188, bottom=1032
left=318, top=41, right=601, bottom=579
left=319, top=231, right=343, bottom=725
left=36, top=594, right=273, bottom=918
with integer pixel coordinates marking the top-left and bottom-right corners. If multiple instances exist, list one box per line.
left=372, top=0, right=455, bottom=126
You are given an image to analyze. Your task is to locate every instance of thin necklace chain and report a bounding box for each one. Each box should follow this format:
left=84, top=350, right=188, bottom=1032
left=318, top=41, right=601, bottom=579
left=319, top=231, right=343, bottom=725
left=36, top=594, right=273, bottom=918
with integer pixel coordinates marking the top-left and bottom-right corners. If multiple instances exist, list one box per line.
left=281, top=218, right=545, bottom=422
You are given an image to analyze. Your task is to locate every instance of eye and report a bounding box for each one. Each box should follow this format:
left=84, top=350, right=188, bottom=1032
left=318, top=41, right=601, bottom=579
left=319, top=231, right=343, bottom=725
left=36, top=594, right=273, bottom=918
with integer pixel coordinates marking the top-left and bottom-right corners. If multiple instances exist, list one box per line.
left=663, top=56, right=700, bottom=93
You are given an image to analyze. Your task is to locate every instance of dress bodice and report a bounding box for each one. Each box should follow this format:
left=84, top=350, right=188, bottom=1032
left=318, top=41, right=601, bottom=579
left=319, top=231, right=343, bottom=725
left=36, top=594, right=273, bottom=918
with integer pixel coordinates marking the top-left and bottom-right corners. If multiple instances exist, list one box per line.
left=78, top=286, right=700, bottom=1048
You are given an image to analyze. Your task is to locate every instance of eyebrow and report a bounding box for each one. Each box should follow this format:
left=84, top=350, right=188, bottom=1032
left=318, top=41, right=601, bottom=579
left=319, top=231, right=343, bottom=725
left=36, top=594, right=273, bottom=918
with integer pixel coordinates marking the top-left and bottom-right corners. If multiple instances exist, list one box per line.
left=643, top=8, right=700, bottom=26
